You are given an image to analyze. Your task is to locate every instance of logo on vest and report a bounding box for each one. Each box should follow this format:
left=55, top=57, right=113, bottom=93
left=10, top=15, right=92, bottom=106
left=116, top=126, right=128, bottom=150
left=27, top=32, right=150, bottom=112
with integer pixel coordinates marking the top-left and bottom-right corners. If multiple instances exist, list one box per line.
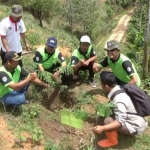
left=2, top=77, right=7, bottom=82
left=72, top=60, right=75, bottom=64
left=127, top=67, right=131, bottom=72
left=36, top=57, right=39, bottom=61
left=61, top=57, right=64, bottom=60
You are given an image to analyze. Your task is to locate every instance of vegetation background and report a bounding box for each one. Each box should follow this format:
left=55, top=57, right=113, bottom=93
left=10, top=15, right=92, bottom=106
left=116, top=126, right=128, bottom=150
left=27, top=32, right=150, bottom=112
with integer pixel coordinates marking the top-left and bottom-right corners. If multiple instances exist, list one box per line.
left=0, top=0, right=150, bottom=150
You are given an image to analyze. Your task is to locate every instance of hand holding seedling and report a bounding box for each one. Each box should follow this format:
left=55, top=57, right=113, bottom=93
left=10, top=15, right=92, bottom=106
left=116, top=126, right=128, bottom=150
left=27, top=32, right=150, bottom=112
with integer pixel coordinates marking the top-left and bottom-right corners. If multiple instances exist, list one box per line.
left=29, top=72, right=37, bottom=81
left=91, top=126, right=105, bottom=134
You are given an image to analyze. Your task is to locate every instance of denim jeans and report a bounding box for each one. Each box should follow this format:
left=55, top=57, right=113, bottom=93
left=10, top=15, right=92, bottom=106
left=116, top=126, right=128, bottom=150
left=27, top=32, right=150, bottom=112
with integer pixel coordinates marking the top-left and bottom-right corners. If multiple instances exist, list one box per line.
left=2, top=83, right=30, bottom=107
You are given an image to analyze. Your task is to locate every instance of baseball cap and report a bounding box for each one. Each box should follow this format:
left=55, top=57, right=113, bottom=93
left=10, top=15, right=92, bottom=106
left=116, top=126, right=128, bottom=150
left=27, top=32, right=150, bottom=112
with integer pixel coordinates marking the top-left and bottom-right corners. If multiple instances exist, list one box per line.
left=80, top=35, right=91, bottom=44
left=4, top=51, right=22, bottom=61
left=46, top=37, right=57, bottom=48
left=11, top=5, right=23, bottom=17
left=104, top=40, right=120, bottom=51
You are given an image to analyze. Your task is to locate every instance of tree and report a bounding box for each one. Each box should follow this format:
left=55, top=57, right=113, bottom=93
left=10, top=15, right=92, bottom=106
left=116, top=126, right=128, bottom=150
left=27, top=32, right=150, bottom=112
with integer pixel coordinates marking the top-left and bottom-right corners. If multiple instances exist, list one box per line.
left=22, top=0, right=58, bottom=27
left=143, top=0, right=150, bottom=79
left=60, top=0, right=100, bottom=35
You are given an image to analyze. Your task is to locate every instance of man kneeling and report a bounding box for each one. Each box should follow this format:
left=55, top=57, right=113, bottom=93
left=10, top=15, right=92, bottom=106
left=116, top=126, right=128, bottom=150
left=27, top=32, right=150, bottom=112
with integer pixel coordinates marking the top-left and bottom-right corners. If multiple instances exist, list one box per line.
left=0, top=51, right=48, bottom=110
left=92, top=71, right=147, bottom=148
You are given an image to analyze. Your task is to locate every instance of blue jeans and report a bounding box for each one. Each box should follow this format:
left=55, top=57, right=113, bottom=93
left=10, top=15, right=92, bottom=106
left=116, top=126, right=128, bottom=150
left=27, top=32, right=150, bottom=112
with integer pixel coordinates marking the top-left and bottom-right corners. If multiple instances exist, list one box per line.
left=2, top=83, right=30, bottom=107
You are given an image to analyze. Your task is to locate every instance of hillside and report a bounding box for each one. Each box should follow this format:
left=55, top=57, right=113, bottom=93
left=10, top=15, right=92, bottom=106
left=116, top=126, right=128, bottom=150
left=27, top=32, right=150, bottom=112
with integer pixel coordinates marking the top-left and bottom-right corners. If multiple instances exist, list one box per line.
left=0, top=2, right=150, bottom=150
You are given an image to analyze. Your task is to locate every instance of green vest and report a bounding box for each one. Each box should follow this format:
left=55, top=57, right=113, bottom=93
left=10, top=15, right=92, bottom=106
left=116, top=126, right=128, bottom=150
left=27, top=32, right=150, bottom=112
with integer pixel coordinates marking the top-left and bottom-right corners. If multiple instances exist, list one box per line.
left=35, top=47, right=60, bottom=69
left=72, top=45, right=92, bottom=60
left=107, top=54, right=141, bottom=86
left=0, top=65, right=21, bottom=98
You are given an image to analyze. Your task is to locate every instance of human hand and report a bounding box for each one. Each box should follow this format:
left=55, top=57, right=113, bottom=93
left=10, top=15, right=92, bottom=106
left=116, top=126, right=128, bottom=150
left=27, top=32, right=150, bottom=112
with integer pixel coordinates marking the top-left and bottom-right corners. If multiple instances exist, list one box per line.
left=29, top=72, right=37, bottom=81
left=84, top=60, right=90, bottom=66
left=91, top=125, right=105, bottom=134
left=53, top=71, right=60, bottom=79
left=25, top=43, right=31, bottom=51
left=93, top=63, right=101, bottom=73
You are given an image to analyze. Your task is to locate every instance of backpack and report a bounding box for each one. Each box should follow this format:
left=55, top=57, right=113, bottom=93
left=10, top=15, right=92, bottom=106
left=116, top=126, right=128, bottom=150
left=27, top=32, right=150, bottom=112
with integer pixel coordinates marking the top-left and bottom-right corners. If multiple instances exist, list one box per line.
left=110, top=84, right=150, bottom=117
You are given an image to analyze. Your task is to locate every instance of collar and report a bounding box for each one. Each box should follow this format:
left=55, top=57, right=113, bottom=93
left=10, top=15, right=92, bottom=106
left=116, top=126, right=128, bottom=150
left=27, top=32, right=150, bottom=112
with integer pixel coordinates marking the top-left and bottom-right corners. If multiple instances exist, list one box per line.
left=108, top=85, right=121, bottom=99
left=9, top=16, right=18, bottom=31
left=110, top=53, right=121, bottom=63
left=9, top=16, right=17, bottom=23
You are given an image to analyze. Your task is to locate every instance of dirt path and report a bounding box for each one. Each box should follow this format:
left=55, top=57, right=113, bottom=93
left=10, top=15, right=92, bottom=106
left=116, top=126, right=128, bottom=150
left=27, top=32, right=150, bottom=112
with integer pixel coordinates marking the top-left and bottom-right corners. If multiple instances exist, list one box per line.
left=104, top=9, right=134, bottom=48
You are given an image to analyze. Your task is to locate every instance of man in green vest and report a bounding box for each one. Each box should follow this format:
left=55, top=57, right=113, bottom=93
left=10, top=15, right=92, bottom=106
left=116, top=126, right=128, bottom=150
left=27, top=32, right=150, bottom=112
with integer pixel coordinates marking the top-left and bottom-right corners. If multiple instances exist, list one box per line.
left=70, top=35, right=97, bottom=88
left=33, top=37, right=70, bottom=87
left=93, top=40, right=141, bottom=86
left=0, top=51, right=48, bottom=110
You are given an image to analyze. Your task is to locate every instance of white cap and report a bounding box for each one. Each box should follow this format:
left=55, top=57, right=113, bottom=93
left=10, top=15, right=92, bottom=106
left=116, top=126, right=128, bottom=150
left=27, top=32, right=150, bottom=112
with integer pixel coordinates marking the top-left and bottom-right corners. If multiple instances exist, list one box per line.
left=80, top=35, right=91, bottom=44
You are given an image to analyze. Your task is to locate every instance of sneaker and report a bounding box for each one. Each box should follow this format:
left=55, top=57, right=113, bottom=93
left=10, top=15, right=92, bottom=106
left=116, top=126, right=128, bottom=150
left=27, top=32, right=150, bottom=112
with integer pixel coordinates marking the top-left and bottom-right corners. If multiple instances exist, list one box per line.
left=89, top=78, right=96, bottom=88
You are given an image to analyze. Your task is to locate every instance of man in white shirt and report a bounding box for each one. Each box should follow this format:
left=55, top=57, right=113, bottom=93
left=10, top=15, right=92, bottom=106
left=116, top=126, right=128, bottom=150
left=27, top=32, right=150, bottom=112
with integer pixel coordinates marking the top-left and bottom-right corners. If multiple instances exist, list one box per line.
left=0, top=4, right=30, bottom=66
left=92, top=71, right=147, bottom=148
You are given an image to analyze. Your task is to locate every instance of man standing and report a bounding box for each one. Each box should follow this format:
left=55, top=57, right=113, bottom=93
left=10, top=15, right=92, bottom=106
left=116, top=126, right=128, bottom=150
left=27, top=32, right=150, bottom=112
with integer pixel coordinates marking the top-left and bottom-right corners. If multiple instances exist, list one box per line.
left=0, top=51, right=48, bottom=109
left=0, top=4, right=30, bottom=66
left=70, top=35, right=97, bottom=88
left=33, top=37, right=70, bottom=87
left=94, top=40, right=141, bottom=86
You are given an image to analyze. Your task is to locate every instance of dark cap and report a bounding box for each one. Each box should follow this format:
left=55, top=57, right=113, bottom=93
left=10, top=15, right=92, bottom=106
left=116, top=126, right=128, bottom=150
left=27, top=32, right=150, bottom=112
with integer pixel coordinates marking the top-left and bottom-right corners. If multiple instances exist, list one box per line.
left=46, top=37, right=57, bottom=48
left=104, top=40, right=120, bottom=51
left=11, top=5, right=23, bottom=17
left=4, top=51, right=22, bottom=61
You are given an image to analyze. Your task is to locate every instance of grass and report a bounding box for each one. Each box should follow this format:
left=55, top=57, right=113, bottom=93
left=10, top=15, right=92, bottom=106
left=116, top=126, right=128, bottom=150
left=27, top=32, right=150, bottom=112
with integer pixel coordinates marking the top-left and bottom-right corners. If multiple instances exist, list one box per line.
left=0, top=3, right=150, bottom=150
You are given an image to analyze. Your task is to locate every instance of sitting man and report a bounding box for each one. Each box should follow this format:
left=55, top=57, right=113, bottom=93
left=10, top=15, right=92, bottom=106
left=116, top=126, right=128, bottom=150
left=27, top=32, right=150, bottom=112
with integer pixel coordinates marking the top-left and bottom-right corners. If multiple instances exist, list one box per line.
left=0, top=51, right=48, bottom=109
left=33, top=37, right=70, bottom=87
left=92, top=71, right=147, bottom=148
left=70, top=35, right=97, bottom=87
left=93, top=40, right=141, bottom=86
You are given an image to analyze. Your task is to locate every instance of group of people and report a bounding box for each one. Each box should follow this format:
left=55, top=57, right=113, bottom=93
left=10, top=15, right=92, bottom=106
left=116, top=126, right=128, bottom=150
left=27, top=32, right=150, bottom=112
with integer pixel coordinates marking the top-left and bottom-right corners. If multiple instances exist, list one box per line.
left=0, top=4, right=148, bottom=149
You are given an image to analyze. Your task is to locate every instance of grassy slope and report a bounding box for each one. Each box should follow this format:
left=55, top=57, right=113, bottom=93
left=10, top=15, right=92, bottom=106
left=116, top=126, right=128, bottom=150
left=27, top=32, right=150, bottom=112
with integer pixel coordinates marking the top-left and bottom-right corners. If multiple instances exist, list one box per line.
left=0, top=3, right=150, bottom=150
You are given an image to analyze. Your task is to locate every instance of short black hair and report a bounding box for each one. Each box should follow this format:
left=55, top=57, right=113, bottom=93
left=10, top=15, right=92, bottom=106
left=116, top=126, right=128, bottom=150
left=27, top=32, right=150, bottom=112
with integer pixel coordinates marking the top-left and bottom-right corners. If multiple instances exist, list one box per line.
left=100, top=71, right=117, bottom=87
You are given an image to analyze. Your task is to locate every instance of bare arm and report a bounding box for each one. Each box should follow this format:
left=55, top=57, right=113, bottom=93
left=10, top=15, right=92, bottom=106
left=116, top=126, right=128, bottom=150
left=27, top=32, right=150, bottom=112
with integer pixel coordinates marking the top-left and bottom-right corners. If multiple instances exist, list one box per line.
left=32, top=78, right=48, bottom=88
left=8, top=75, right=34, bottom=90
left=72, top=59, right=85, bottom=72
left=86, top=56, right=97, bottom=63
left=38, top=64, right=45, bottom=71
left=1, top=36, right=9, bottom=52
left=20, top=33, right=30, bottom=51
left=129, top=74, right=138, bottom=85
left=91, top=120, right=121, bottom=134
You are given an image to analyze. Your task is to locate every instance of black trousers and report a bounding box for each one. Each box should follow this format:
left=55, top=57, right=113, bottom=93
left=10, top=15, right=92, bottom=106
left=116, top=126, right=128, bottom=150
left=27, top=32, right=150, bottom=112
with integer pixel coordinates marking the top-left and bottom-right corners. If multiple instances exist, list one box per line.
left=0, top=49, right=23, bottom=67
left=74, top=61, right=95, bottom=79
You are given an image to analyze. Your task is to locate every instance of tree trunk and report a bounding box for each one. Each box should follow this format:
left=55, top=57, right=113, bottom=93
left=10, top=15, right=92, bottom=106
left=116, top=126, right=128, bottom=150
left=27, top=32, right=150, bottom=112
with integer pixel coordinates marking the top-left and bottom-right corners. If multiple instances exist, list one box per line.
left=37, top=11, right=43, bottom=27
left=139, top=1, right=143, bottom=31
left=143, top=0, right=150, bottom=79
left=69, top=0, right=73, bottom=37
